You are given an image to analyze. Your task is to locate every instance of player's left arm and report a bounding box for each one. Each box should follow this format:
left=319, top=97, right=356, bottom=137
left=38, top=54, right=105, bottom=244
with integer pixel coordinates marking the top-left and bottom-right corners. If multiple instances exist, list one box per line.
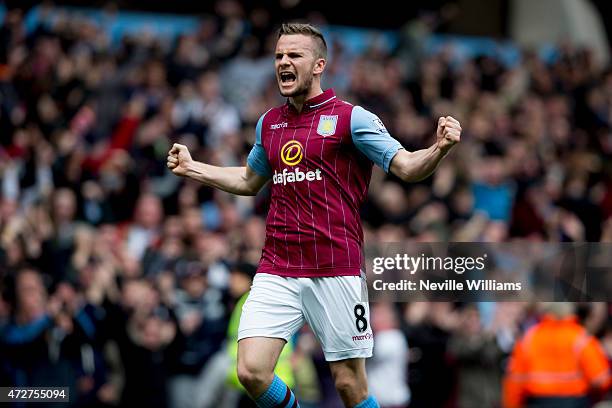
left=351, top=106, right=461, bottom=182
left=389, top=116, right=461, bottom=182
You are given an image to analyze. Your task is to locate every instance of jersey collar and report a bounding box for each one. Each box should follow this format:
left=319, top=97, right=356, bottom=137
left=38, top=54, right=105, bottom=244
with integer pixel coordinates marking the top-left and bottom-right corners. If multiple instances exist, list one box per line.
left=286, top=88, right=337, bottom=113
left=304, top=88, right=336, bottom=110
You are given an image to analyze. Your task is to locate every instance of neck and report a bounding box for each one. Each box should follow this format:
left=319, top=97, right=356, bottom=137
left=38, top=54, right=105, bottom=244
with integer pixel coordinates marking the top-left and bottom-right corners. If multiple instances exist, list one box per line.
left=289, top=85, right=323, bottom=113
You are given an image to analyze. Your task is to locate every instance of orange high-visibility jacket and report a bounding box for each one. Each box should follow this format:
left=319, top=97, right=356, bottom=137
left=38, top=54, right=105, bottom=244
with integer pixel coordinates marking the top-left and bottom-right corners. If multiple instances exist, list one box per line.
left=502, top=315, right=611, bottom=408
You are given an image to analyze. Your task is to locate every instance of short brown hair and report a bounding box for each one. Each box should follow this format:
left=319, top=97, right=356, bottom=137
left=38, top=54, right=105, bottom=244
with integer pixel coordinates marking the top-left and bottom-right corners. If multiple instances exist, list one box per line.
left=278, top=22, right=327, bottom=59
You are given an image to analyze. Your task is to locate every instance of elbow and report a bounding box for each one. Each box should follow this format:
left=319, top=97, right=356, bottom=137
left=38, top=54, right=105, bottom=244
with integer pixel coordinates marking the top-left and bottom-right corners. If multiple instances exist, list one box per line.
left=391, top=152, right=422, bottom=183
left=399, top=174, right=414, bottom=183
left=397, top=169, right=427, bottom=183
left=395, top=159, right=433, bottom=183
left=240, top=183, right=262, bottom=196
left=238, top=176, right=262, bottom=196
left=398, top=171, right=415, bottom=183
left=234, top=187, right=257, bottom=196
left=407, top=173, right=430, bottom=183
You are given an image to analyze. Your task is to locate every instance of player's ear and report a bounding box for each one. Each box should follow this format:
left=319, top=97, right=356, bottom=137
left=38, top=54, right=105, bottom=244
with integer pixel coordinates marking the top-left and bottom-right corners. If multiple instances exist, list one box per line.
left=313, top=58, right=326, bottom=76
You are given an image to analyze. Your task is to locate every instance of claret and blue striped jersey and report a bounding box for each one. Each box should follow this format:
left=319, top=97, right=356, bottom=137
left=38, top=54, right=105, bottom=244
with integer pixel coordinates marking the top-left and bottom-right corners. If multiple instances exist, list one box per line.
left=247, top=88, right=403, bottom=277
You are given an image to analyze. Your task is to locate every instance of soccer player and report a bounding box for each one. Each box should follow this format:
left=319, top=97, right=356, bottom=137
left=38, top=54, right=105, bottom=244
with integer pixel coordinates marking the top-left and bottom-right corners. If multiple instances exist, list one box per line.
left=167, top=23, right=461, bottom=408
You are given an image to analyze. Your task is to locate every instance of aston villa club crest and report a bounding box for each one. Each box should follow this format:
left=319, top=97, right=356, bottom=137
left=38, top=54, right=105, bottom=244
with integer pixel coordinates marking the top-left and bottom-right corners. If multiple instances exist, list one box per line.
left=317, top=115, right=338, bottom=136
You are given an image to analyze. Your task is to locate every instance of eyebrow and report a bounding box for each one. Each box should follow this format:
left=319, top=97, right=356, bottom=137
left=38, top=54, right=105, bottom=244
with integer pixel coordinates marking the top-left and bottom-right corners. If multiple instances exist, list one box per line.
left=275, top=50, right=305, bottom=57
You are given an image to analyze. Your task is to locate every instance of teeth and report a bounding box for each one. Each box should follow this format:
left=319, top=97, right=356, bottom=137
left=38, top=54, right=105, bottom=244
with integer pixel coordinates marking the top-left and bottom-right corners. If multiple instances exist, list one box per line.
left=280, top=72, right=295, bottom=82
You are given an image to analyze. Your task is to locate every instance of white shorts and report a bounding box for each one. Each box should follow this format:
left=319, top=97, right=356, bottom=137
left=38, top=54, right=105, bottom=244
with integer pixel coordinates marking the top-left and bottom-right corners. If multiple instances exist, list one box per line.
left=237, top=273, right=374, bottom=362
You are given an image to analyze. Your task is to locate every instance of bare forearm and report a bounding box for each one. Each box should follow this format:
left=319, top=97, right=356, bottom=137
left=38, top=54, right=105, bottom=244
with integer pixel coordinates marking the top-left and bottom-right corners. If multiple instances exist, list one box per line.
left=391, top=144, right=449, bottom=182
left=389, top=115, right=460, bottom=182
left=185, top=161, right=260, bottom=195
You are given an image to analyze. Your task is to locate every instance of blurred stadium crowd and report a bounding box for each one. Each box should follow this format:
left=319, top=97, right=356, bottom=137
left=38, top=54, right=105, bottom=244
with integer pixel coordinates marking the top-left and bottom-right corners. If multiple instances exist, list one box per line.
left=1, top=1, right=612, bottom=407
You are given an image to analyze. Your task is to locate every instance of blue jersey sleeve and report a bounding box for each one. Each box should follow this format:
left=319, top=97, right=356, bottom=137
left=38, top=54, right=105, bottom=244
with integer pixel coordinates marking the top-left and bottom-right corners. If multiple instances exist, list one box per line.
left=247, top=111, right=272, bottom=178
left=350, top=106, right=403, bottom=173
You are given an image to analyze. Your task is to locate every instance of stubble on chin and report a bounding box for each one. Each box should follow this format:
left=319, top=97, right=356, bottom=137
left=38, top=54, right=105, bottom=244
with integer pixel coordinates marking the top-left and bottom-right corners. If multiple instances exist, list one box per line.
left=279, top=86, right=302, bottom=98
left=278, top=77, right=312, bottom=98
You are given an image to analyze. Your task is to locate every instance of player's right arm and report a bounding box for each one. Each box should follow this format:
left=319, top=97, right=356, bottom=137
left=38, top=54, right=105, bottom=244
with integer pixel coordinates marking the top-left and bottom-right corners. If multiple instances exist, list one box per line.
left=166, top=112, right=272, bottom=196
left=166, top=145, right=268, bottom=196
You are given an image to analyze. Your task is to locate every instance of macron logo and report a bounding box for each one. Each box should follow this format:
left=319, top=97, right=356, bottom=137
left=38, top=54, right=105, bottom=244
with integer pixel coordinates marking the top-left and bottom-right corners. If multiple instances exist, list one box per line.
left=352, top=333, right=373, bottom=342
left=270, top=122, right=288, bottom=130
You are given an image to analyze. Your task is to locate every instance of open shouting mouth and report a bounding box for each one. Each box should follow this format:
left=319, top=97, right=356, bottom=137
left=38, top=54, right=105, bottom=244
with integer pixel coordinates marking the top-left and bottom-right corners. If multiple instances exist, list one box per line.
left=279, top=71, right=297, bottom=86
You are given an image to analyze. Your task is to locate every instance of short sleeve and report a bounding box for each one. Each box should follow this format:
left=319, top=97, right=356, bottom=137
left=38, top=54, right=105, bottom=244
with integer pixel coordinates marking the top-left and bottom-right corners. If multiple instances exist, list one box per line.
left=247, top=112, right=272, bottom=178
left=350, top=106, right=403, bottom=173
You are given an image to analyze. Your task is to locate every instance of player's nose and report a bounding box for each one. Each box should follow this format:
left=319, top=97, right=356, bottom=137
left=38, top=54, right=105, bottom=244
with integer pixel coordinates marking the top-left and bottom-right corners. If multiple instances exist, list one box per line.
left=278, top=54, right=291, bottom=66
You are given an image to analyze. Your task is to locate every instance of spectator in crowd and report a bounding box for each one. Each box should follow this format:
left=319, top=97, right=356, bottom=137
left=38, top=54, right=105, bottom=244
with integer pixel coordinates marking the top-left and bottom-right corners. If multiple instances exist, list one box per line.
left=105, top=278, right=182, bottom=408
left=168, top=259, right=229, bottom=408
left=1, top=267, right=115, bottom=406
left=366, top=302, right=411, bottom=408
left=124, top=193, right=163, bottom=262
left=402, top=302, right=457, bottom=408
left=448, top=303, right=505, bottom=408
left=503, top=302, right=611, bottom=408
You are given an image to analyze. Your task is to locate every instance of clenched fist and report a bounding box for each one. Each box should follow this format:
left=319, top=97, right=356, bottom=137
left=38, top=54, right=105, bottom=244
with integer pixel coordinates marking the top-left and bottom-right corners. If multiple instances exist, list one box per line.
left=436, top=116, right=461, bottom=153
left=167, top=143, right=193, bottom=177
